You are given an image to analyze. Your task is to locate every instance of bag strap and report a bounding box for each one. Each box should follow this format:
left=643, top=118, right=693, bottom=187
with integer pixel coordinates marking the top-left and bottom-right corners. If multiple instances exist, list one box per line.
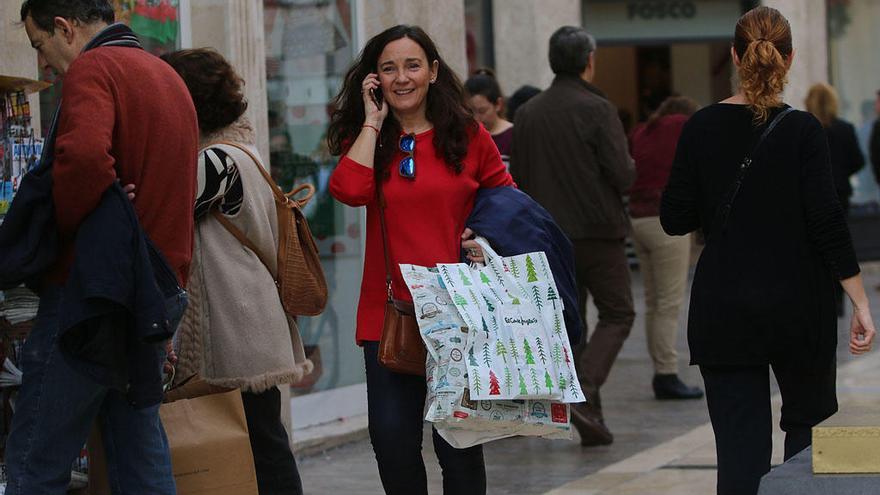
left=206, top=141, right=316, bottom=208
left=709, top=106, right=795, bottom=239
left=376, top=176, right=395, bottom=302
left=201, top=141, right=314, bottom=281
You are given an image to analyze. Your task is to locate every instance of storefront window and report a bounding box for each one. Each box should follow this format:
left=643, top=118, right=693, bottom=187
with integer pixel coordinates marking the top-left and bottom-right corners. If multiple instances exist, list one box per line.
left=828, top=0, right=880, bottom=205
left=263, top=0, right=362, bottom=394
left=38, top=0, right=185, bottom=134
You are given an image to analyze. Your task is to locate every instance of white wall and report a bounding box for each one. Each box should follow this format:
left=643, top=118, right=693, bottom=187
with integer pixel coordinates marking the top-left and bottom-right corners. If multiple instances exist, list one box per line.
left=190, top=0, right=270, bottom=161
left=359, top=0, right=467, bottom=80
left=493, top=0, right=581, bottom=94
left=762, top=0, right=828, bottom=109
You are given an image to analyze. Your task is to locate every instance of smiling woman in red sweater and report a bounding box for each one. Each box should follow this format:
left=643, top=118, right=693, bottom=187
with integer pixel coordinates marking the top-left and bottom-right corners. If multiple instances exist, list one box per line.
left=327, top=25, right=511, bottom=495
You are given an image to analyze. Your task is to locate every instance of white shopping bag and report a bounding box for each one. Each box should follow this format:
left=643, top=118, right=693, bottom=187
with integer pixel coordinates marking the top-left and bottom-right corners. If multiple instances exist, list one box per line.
left=439, top=238, right=584, bottom=403
left=400, top=264, right=571, bottom=448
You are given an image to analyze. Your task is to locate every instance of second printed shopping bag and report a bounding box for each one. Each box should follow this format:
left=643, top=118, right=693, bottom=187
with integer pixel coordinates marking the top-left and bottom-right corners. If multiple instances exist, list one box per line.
left=438, top=238, right=584, bottom=403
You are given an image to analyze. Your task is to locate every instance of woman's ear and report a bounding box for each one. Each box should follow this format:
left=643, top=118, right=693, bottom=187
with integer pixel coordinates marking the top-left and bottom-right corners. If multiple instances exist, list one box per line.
left=786, top=49, right=796, bottom=70
left=730, top=45, right=741, bottom=68
left=430, top=60, right=439, bottom=83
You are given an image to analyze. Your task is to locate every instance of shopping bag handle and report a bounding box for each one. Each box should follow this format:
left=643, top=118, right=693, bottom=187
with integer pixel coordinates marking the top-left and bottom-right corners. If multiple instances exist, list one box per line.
left=472, top=236, right=531, bottom=301
left=472, top=236, right=501, bottom=265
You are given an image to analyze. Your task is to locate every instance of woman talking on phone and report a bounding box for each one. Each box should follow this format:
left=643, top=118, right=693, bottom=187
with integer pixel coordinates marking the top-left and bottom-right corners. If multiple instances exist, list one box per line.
left=327, top=25, right=512, bottom=494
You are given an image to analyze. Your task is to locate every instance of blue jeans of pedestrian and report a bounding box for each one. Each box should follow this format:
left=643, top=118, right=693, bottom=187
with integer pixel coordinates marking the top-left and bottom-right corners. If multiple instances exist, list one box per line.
left=363, top=341, right=486, bottom=495
left=5, top=287, right=175, bottom=495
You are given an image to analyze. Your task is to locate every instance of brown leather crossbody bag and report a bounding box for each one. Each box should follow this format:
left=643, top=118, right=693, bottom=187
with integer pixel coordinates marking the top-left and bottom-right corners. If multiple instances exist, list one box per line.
left=376, top=178, right=426, bottom=376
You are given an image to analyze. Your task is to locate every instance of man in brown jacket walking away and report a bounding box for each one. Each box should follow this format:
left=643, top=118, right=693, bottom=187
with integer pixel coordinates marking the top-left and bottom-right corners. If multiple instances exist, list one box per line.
left=510, top=26, right=635, bottom=446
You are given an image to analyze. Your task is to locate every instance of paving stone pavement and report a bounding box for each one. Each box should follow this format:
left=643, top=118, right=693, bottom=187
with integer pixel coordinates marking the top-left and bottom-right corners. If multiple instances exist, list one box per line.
left=296, top=264, right=880, bottom=495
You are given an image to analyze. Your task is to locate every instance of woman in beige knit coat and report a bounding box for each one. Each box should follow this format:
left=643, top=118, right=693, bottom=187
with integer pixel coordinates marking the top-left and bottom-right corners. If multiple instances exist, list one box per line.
left=161, top=48, right=312, bottom=495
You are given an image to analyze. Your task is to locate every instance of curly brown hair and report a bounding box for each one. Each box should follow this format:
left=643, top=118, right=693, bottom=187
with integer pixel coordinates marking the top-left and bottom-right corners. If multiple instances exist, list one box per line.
left=160, top=48, right=248, bottom=135
left=734, top=7, right=792, bottom=124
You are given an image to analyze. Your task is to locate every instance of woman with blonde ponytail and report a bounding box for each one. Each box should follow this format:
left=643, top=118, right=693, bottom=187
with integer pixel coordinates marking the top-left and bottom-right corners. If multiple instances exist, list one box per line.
left=660, top=7, right=875, bottom=494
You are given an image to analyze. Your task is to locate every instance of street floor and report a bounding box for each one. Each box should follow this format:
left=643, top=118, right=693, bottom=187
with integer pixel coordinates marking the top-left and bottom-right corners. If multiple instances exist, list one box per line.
left=297, top=263, right=880, bottom=494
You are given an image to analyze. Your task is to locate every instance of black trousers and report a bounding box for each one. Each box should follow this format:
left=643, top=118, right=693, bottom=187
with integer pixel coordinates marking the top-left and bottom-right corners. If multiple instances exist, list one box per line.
left=241, top=387, right=303, bottom=495
left=363, top=341, right=486, bottom=495
left=571, top=238, right=636, bottom=414
left=700, top=357, right=837, bottom=495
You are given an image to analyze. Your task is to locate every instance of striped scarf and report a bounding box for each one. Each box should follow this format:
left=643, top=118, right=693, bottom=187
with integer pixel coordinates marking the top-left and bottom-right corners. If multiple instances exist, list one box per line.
left=84, top=22, right=143, bottom=50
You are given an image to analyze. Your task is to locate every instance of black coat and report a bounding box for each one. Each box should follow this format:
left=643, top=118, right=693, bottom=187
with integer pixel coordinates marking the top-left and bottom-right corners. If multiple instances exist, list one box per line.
left=871, top=120, right=880, bottom=186
left=824, top=118, right=864, bottom=205
left=661, top=104, right=859, bottom=368
left=510, top=74, right=635, bottom=240
left=58, top=183, right=186, bottom=408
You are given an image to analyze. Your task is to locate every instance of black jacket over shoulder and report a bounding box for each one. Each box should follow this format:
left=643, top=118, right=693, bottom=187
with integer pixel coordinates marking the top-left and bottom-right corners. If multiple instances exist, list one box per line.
left=58, top=183, right=185, bottom=408
left=661, top=104, right=859, bottom=368
left=510, top=74, right=635, bottom=240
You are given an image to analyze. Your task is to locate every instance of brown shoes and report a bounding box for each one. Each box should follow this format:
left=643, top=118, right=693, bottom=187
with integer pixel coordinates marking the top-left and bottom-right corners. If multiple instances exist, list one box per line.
left=570, top=402, right=613, bottom=446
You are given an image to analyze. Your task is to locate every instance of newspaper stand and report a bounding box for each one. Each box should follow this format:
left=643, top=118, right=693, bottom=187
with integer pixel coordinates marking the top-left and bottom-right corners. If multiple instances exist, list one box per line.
left=0, top=74, right=53, bottom=489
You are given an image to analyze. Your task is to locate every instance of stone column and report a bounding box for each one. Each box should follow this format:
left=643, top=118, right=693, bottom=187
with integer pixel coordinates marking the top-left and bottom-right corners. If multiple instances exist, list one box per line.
left=190, top=0, right=270, bottom=161
left=1, top=4, right=41, bottom=135
left=762, top=0, right=828, bottom=109
left=188, top=0, right=285, bottom=434
left=360, top=0, right=467, bottom=80
left=493, top=0, right=581, bottom=95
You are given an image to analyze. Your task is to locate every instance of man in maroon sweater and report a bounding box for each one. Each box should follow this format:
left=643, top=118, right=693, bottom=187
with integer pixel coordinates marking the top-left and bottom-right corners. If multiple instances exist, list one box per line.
left=6, top=2, right=197, bottom=493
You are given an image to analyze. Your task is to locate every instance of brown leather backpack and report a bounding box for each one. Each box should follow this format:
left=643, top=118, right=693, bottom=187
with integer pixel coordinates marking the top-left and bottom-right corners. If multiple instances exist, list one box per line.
left=207, top=141, right=328, bottom=316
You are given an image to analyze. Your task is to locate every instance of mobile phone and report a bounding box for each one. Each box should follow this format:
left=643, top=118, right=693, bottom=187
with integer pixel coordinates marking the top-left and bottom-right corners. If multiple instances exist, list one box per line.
left=369, top=87, right=384, bottom=109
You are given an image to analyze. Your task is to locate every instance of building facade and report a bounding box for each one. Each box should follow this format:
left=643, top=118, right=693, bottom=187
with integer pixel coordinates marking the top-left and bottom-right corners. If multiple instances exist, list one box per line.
left=2, top=0, right=878, bottom=432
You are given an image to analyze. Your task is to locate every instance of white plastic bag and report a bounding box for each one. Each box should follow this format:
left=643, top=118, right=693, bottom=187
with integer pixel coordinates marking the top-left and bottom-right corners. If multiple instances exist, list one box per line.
left=399, top=264, right=571, bottom=448
left=438, top=238, right=584, bottom=403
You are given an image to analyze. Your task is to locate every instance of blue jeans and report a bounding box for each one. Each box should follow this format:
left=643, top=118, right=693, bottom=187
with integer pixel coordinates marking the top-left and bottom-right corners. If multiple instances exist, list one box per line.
left=5, top=287, right=175, bottom=495
left=363, top=342, right=486, bottom=495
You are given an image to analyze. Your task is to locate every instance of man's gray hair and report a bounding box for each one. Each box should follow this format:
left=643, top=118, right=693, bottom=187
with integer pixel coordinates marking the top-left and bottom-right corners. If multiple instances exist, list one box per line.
left=549, top=26, right=597, bottom=76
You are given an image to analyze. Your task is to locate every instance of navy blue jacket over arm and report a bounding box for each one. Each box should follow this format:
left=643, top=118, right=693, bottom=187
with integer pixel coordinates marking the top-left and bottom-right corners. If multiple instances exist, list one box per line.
left=466, top=186, right=583, bottom=345
left=58, top=183, right=185, bottom=408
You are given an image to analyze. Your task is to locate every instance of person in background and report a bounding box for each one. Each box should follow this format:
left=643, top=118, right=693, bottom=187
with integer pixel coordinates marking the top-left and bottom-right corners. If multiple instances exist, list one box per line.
left=661, top=7, right=875, bottom=494
left=628, top=95, right=703, bottom=400
left=805, top=83, right=865, bottom=316
left=465, top=68, right=514, bottom=164
left=805, top=83, right=864, bottom=216
left=871, top=90, right=880, bottom=192
left=507, top=85, right=541, bottom=122
left=8, top=1, right=198, bottom=492
left=161, top=48, right=313, bottom=495
left=327, top=25, right=513, bottom=494
left=511, top=26, right=636, bottom=447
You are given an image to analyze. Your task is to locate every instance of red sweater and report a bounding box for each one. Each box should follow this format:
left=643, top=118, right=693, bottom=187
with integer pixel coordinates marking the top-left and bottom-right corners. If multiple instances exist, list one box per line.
left=330, top=125, right=513, bottom=343
left=49, top=47, right=198, bottom=285
left=628, top=114, right=688, bottom=218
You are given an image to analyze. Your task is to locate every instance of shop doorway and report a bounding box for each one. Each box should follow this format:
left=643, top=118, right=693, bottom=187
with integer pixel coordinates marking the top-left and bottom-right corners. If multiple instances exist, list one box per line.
left=593, top=41, right=733, bottom=133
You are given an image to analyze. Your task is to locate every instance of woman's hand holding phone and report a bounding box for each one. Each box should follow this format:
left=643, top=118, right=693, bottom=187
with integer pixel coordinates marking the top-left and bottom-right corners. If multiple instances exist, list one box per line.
left=362, top=73, right=388, bottom=129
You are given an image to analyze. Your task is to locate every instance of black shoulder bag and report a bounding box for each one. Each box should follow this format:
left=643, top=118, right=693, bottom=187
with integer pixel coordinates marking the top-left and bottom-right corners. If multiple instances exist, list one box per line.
left=708, top=107, right=795, bottom=240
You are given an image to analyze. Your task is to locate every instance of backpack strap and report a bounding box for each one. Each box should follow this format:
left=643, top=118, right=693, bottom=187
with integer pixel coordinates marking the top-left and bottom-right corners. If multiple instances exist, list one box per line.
left=201, top=141, right=314, bottom=282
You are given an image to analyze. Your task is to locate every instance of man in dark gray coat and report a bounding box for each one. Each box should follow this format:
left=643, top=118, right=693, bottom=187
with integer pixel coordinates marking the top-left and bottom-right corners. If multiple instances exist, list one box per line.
left=510, top=26, right=635, bottom=446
